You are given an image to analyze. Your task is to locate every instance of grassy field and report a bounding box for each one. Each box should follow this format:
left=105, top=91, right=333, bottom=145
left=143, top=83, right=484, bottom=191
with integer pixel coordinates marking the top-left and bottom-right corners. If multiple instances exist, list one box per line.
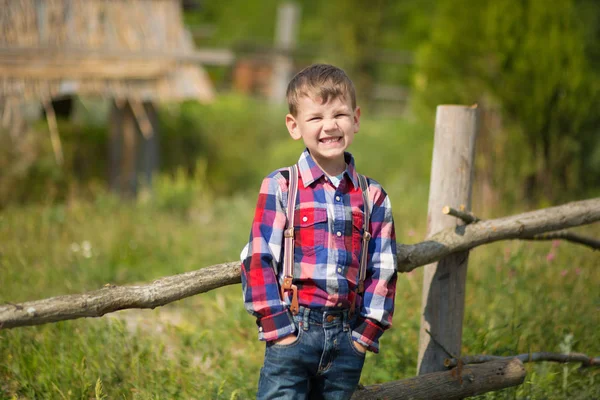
left=1, top=109, right=599, bottom=399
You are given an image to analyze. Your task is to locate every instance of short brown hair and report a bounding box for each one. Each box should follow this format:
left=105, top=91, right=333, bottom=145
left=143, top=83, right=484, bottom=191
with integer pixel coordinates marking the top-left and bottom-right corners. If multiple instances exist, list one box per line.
left=286, top=64, right=356, bottom=116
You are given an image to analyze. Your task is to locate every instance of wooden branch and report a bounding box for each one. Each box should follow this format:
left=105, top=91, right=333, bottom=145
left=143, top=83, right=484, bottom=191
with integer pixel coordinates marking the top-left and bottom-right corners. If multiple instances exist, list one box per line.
left=1, top=198, right=598, bottom=330
left=398, top=197, right=600, bottom=272
left=0, top=262, right=241, bottom=329
left=443, top=206, right=480, bottom=224
left=42, top=99, right=64, bottom=165
left=443, top=206, right=599, bottom=250
left=445, top=352, right=600, bottom=368
left=351, top=359, right=526, bottom=400
left=129, top=99, right=153, bottom=139
left=527, top=230, right=600, bottom=250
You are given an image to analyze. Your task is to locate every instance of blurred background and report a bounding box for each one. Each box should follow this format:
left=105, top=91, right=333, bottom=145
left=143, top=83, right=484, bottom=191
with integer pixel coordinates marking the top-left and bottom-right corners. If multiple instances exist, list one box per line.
left=1, top=1, right=599, bottom=399
left=1, top=0, right=598, bottom=209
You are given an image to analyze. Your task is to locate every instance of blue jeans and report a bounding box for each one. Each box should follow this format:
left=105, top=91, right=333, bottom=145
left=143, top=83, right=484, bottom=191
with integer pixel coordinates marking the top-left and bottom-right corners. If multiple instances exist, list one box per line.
left=257, top=307, right=366, bottom=400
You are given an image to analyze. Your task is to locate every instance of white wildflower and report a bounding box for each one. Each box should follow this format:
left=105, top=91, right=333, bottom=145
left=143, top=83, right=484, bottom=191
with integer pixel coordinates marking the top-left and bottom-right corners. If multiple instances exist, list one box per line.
left=82, top=240, right=92, bottom=259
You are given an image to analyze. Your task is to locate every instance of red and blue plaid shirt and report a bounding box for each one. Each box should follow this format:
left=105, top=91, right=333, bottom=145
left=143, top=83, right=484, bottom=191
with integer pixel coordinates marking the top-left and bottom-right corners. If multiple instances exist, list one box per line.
left=241, top=149, right=397, bottom=352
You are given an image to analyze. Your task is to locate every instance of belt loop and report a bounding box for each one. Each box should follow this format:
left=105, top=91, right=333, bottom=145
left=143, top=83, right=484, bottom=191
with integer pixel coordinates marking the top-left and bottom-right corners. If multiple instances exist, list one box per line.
left=302, top=307, right=310, bottom=331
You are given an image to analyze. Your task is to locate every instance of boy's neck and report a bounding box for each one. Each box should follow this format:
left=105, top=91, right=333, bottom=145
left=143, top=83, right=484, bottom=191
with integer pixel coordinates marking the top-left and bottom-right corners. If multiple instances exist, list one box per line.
left=311, top=154, right=346, bottom=177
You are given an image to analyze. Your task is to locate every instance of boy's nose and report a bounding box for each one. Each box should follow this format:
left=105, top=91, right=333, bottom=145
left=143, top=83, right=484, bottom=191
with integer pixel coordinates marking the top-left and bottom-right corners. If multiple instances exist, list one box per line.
left=322, top=119, right=337, bottom=131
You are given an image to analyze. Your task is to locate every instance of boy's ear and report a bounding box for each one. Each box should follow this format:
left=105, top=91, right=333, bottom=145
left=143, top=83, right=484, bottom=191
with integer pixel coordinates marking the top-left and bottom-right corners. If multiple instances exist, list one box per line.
left=353, top=106, right=361, bottom=133
left=286, top=114, right=302, bottom=140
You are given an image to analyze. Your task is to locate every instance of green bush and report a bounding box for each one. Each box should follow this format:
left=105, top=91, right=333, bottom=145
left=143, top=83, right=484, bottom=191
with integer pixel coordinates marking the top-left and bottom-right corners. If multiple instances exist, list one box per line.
left=159, top=95, right=289, bottom=196
left=412, top=0, right=600, bottom=204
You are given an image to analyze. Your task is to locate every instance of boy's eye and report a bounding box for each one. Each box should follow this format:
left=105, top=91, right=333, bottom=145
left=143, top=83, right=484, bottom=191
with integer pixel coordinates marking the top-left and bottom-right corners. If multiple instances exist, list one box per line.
left=336, top=114, right=348, bottom=118
left=308, top=117, right=321, bottom=122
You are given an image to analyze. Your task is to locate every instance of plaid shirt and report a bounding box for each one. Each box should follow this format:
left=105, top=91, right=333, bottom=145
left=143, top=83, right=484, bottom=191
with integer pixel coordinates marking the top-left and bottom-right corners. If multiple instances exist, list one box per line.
left=241, top=149, right=397, bottom=352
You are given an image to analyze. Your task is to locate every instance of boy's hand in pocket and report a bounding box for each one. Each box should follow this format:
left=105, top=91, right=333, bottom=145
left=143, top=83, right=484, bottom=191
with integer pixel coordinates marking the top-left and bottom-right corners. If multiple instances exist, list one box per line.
left=274, top=333, right=297, bottom=345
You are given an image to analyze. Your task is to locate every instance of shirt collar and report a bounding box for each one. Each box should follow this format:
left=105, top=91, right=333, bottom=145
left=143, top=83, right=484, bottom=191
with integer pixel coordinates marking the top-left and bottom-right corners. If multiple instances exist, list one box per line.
left=297, top=148, right=359, bottom=189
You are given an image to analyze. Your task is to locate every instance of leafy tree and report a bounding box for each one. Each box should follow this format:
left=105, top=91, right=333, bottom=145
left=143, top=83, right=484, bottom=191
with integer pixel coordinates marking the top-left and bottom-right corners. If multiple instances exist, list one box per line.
left=297, top=0, right=435, bottom=103
left=412, top=0, right=600, bottom=202
left=184, top=0, right=279, bottom=46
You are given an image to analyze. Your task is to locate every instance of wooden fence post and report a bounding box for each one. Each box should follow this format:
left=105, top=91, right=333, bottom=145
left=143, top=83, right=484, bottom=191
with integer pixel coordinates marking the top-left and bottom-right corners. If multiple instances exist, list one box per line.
left=417, top=105, right=479, bottom=374
left=270, top=2, right=300, bottom=104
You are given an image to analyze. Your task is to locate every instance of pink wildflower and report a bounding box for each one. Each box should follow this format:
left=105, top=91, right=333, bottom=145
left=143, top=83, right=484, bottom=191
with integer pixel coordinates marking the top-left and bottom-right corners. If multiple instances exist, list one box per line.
left=560, top=269, right=568, bottom=277
left=546, top=251, right=556, bottom=262
left=575, top=268, right=582, bottom=276
left=504, top=247, right=511, bottom=262
left=552, top=240, right=561, bottom=248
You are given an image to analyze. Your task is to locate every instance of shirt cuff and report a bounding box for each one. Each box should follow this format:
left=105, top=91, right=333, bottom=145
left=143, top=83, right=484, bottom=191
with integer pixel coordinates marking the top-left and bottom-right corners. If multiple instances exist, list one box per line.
left=257, top=310, right=296, bottom=341
left=352, top=318, right=385, bottom=353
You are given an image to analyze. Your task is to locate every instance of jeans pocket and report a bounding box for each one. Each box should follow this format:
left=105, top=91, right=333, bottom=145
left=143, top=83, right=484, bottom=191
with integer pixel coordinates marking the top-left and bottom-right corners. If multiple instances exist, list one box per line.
left=269, top=325, right=303, bottom=349
left=347, top=330, right=367, bottom=358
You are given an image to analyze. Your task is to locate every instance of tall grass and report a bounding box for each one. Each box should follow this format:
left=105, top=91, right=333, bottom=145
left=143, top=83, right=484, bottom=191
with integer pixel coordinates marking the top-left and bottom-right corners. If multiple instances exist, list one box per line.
left=1, top=97, right=598, bottom=399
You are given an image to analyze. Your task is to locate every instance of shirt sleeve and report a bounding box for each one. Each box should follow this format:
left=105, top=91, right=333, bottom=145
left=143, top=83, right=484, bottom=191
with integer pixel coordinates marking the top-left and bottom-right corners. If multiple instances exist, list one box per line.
left=352, top=183, right=397, bottom=353
left=240, top=172, right=296, bottom=341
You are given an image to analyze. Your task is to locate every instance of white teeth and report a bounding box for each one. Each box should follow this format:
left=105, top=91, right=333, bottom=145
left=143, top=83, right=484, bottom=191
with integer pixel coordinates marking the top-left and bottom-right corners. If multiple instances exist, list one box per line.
left=321, top=137, right=340, bottom=143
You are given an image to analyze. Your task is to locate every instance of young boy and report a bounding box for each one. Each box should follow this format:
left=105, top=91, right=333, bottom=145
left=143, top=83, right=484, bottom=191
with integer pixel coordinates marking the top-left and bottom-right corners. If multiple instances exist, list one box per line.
left=241, top=64, right=397, bottom=400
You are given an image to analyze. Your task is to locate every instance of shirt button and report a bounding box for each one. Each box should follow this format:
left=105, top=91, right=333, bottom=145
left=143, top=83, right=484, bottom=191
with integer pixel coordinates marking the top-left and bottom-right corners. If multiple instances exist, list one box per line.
left=258, top=327, right=263, bottom=332
left=335, top=196, right=341, bottom=201
left=337, top=303, right=342, bottom=307
left=302, top=216, right=308, bottom=222
left=337, top=267, right=342, bottom=273
left=336, top=231, right=342, bottom=237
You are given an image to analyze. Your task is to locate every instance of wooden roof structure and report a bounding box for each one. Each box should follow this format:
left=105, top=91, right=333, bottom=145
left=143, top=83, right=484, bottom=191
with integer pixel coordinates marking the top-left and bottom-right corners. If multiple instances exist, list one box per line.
left=0, top=0, right=219, bottom=102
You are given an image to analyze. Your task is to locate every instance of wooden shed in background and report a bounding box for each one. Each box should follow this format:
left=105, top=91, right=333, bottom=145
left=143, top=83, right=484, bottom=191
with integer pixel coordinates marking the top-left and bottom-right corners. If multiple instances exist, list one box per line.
left=0, top=0, right=223, bottom=196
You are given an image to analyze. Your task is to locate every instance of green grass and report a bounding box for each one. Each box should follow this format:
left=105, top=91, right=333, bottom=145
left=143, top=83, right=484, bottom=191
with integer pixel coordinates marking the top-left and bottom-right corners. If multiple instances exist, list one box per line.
left=1, top=109, right=599, bottom=399
left=2, top=191, right=598, bottom=399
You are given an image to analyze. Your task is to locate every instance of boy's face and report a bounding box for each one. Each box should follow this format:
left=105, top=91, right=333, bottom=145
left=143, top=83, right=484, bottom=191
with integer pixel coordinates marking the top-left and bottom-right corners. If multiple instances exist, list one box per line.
left=285, top=93, right=360, bottom=174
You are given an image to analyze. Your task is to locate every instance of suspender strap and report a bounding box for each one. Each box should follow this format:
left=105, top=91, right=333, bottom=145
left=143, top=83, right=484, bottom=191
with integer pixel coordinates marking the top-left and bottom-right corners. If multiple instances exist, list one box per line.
left=357, top=174, right=371, bottom=292
left=281, top=165, right=299, bottom=315
left=350, top=174, right=371, bottom=317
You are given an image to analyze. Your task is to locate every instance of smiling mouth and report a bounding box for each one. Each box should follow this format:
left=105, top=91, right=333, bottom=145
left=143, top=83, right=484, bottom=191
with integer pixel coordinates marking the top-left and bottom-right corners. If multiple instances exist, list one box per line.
left=319, top=137, right=342, bottom=144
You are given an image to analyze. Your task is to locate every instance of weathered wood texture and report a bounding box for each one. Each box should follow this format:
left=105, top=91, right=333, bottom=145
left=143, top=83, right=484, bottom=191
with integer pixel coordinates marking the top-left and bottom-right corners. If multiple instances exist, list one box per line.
left=0, top=262, right=241, bottom=329
left=443, top=207, right=599, bottom=249
left=351, top=359, right=526, bottom=400
left=1, top=198, right=598, bottom=329
left=418, top=105, right=478, bottom=374
left=398, top=197, right=600, bottom=273
left=443, top=206, right=480, bottom=224
left=445, top=352, right=600, bottom=368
